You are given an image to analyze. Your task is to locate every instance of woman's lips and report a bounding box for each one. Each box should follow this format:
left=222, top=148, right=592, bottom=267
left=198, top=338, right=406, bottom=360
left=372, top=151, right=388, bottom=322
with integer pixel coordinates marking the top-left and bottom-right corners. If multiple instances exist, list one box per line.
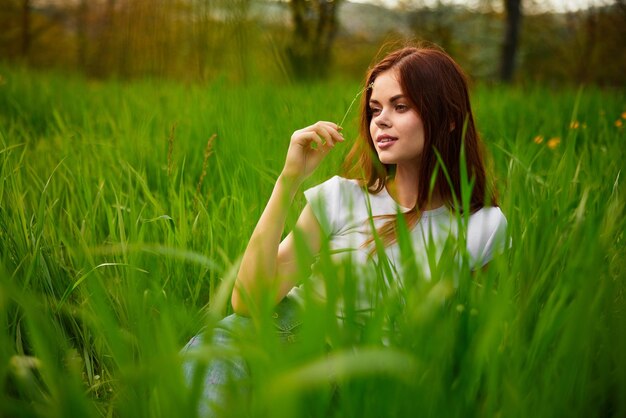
left=377, top=134, right=397, bottom=149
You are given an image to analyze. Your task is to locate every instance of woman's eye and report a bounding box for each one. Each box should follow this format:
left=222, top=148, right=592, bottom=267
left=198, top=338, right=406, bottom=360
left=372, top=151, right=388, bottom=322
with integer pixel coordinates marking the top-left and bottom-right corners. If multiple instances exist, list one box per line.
left=395, top=104, right=408, bottom=112
left=371, top=108, right=381, bottom=115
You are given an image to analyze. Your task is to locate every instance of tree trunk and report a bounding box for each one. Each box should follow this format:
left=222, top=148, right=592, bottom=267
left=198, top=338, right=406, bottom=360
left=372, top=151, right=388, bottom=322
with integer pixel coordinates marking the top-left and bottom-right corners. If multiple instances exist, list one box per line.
left=92, top=0, right=117, bottom=77
left=287, top=0, right=342, bottom=80
left=20, top=0, right=31, bottom=58
left=77, top=0, right=88, bottom=71
left=576, top=8, right=598, bottom=84
left=499, top=0, right=522, bottom=82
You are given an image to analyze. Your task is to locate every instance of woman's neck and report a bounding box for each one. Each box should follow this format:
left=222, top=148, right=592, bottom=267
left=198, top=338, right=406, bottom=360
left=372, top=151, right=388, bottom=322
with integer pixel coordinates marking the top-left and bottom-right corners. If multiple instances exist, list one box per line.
left=388, top=164, right=444, bottom=210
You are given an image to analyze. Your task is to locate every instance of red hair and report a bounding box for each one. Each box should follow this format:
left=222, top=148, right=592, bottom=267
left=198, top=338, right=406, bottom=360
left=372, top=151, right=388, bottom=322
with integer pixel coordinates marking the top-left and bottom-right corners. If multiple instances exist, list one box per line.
left=343, top=45, right=497, bottom=247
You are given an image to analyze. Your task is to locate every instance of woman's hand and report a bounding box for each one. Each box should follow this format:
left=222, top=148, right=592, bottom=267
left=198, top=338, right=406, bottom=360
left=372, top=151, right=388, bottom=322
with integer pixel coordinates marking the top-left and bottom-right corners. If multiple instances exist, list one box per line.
left=280, top=121, right=344, bottom=184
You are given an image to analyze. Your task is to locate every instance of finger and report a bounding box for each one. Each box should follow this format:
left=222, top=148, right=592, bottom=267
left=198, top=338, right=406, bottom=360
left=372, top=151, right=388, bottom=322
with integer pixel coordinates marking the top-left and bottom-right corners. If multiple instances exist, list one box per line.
left=318, top=121, right=345, bottom=142
left=314, top=124, right=335, bottom=148
left=297, top=122, right=343, bottom=147
left=332, top=126, right=345, bottom=142
left=303, top=121, right=340, bottom=133
left=297, top=131, right=324, bottom=149
left=318, top=121, right=340, bottom=130
left=321, top=122, right=345, bottom=143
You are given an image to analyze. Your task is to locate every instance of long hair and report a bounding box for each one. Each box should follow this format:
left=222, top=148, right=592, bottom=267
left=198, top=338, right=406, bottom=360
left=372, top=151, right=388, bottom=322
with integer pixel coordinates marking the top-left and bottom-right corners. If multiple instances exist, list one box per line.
left=343, top=45, right=498, bottom=247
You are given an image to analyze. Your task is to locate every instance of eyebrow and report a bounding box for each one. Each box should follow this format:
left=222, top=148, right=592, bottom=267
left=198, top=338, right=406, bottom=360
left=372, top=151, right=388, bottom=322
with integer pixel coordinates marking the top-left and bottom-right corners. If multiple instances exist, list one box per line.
left=369, top=94, right=406, bottom=105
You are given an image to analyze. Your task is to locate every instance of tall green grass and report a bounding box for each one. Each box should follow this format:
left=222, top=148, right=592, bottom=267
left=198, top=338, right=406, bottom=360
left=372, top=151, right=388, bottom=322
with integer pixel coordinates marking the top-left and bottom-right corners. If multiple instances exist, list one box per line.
left=0, top=65, right=625, bottom=417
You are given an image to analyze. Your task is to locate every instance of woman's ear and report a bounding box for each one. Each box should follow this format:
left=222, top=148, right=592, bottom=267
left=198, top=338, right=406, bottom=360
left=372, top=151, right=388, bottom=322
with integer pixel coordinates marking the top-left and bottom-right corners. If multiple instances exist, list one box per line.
left=449, top=121, right=456, bottom=132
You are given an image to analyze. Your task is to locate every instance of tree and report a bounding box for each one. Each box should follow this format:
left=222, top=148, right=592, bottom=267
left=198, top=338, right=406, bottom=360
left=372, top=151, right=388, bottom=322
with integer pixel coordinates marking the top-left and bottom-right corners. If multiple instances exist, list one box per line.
left=76, top=0, right=89, bottom=70
left=500, top=0, right=522, bottom=82
left=20, top=0, right=31, bottom=58
left=286, top=0, right=343, bottom=80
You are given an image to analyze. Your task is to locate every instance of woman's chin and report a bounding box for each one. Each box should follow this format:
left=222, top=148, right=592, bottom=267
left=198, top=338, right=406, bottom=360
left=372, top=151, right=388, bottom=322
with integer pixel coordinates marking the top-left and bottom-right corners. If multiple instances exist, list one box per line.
left=377, top=155, right=396, bottom=165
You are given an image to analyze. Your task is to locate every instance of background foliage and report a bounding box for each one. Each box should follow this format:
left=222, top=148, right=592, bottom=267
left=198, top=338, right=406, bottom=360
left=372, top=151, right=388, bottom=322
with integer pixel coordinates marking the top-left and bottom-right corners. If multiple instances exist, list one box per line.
left=1, top=0, right=625, bottom=84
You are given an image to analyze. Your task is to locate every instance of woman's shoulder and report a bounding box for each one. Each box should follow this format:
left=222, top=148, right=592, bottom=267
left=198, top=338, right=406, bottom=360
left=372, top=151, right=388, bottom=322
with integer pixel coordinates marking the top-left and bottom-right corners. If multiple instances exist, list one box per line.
left=466, top=206, right=509, bottom=266
left=303, top=176, right=367, bottom=235
left=469, top=206, right=508, bottom=231
left=306, top=175, right=363, bottom=196
left=325, top=175, right=362, bottom=188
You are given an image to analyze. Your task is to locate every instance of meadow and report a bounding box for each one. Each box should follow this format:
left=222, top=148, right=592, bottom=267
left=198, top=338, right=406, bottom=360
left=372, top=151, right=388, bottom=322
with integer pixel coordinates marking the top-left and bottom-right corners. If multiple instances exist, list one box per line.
left=0, top=65, right=625, bottom=417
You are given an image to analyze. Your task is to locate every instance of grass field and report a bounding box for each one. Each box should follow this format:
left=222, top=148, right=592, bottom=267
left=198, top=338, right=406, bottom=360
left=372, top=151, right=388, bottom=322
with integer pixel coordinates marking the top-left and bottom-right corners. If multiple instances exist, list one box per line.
left=1, top=65, right=625, bottom=417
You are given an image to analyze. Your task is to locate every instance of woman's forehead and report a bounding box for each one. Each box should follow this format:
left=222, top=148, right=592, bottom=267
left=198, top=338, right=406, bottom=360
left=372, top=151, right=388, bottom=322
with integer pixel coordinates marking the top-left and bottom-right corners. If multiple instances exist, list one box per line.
left=370, top=70, right=403, bottom=100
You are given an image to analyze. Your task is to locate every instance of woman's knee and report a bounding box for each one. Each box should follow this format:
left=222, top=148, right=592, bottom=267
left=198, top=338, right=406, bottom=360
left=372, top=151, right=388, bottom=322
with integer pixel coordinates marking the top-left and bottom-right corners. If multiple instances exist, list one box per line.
left=182, top=313, right=253, bottom=353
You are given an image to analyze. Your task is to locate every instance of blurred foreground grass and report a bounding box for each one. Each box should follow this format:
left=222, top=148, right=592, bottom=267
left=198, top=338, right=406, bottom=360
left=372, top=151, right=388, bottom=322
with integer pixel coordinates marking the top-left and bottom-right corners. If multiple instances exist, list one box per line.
left=0, top=66, right=625, bottom=417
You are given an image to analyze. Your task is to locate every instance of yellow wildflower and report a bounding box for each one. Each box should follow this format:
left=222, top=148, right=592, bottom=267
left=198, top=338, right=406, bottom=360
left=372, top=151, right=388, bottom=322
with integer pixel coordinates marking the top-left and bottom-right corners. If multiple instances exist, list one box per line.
left=621, top=112, right=626, bottom=119
left=533, top=135, right=544, bottom=144
left=547, top=137, right=561, bottom=149
left=570, top=121, right=580, bottom=129
left=616, top=119, right=624, bottom=128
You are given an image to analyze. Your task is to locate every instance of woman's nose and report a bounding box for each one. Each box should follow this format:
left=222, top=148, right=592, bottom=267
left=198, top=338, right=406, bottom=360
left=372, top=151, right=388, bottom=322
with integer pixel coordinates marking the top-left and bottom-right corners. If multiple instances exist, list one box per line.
left=374, top=110, right=391, bottom=128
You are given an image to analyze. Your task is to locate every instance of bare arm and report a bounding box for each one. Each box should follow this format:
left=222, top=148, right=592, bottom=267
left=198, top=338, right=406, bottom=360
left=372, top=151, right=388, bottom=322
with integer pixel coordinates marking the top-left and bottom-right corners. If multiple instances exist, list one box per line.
left=231, top=121, right=344, bottom=316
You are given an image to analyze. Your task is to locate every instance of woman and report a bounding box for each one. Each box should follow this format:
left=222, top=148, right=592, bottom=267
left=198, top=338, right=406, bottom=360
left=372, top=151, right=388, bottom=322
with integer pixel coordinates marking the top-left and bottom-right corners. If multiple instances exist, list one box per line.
left=183, top=45, right=508, bottom=416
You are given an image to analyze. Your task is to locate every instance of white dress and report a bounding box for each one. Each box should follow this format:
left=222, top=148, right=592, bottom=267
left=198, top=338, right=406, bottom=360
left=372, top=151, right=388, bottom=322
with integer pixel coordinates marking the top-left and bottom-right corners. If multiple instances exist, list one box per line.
left=287, top=175, right=509, bottom=308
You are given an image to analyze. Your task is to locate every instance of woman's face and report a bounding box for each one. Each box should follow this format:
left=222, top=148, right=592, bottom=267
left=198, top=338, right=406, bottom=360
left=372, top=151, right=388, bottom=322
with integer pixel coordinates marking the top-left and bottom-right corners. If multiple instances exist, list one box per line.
left=368, top=70, right=425, bottom=167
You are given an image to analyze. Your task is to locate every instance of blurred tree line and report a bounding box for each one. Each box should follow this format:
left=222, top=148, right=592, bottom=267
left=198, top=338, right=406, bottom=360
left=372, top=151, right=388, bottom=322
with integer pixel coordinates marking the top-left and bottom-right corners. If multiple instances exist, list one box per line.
left=403, top=0, right=626, bottom=85
left=0, top=0, right=624, bottom=85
